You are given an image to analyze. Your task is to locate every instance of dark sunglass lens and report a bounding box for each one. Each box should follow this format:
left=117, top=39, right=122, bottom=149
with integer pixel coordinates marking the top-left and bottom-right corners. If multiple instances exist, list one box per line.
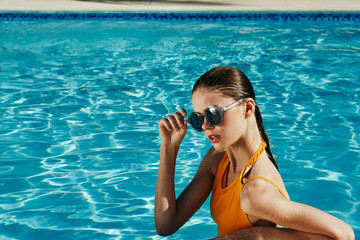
left=206, top=107, right=223, bottom=125
left=189, top=113, right=204, bottom=132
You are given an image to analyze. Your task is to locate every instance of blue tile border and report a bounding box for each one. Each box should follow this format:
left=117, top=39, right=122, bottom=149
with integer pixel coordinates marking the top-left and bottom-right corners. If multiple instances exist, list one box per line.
left=0, top=12, right=359, bottom=22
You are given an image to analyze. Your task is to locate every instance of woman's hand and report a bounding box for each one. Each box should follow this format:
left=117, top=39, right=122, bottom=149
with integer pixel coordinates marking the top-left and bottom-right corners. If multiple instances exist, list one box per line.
left=158, top=108, right=188, bottom=147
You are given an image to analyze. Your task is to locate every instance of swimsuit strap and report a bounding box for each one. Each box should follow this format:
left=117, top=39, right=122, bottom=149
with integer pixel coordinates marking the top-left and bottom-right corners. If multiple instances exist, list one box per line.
left=240, top=141, right=266, bottom=181
left=243, top=176, right=288, bottom=199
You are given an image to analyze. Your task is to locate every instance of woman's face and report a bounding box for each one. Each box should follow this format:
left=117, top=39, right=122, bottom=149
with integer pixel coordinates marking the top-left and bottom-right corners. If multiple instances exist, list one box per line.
left=191, top=88, right=247, bottom=151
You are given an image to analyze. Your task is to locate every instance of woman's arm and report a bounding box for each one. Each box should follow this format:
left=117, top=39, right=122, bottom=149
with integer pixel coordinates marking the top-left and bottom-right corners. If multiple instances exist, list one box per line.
left=211, top=226, right=341, bottom=240
left=155, top=109, right=218, bottom=236
left=154, top=141, right=180, bottom=235
left=241, top=179, right=355, bottom=240
left=155, top=145, right=217, bottom=236
left=211, top=226, right=317, bottom=240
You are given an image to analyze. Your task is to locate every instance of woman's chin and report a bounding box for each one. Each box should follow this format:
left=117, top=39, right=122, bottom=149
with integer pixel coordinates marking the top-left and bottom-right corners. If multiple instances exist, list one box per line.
left=212, top=143, right=227, bottom=152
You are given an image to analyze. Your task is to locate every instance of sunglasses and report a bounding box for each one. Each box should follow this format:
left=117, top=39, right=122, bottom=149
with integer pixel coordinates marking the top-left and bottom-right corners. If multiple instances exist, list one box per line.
left=188, top=99, right=244, bottom=132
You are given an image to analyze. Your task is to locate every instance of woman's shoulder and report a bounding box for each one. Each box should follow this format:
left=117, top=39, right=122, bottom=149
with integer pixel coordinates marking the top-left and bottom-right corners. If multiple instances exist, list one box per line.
left=244, top=155, right=290, bottom=200
left=199, top=147, right=225, bottom=177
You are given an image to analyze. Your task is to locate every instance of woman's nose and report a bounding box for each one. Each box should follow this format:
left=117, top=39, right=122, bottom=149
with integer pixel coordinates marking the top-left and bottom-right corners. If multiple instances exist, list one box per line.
left=202, top=118, right=214, bottom=131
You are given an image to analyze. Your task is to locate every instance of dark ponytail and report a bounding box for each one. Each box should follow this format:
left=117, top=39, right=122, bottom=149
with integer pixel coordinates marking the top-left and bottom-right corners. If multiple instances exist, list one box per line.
left=254, top=104, right=278, bottom=169
left=193, top=66, right=278, bottom=170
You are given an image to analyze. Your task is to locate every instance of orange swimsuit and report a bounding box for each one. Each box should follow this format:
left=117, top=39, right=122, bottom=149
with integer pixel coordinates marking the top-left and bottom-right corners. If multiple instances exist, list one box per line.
left=210, top=141, right=288, bottom=236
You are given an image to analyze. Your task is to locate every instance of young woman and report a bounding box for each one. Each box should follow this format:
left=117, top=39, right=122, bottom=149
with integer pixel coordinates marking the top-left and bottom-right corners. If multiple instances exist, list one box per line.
left=155, top=66, right=354, bottom=240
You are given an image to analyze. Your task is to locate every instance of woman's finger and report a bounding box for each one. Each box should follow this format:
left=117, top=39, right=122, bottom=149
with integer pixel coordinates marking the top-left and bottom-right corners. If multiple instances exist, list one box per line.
left=171, top=112, right=185, bottom=128
left=159, top=118, right=173, bottom=132
left=166, top=114, right=181, bottom=131
left=179, top=108, right=187, bottom=117
left=159, top=109, right=187, bottom=132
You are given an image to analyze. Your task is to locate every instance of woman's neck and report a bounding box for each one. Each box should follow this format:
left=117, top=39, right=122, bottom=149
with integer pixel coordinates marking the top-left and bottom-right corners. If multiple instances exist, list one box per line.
left=225, top=119, right=262, bottom=175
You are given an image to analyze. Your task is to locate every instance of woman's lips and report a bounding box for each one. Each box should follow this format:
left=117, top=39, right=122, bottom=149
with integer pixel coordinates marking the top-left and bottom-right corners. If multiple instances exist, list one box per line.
left=208, top=135, right=220, bottom=143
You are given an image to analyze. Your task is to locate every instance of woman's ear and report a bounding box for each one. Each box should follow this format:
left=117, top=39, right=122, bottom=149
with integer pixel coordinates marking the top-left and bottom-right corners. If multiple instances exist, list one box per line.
left=244, top=98, right=256, bottom=118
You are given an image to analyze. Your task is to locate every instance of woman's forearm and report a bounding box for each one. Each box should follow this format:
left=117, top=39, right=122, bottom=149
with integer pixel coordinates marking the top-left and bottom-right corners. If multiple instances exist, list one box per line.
left=154, top=143, right=179, bottom=235
left=210, top=227, right=334, bottom=240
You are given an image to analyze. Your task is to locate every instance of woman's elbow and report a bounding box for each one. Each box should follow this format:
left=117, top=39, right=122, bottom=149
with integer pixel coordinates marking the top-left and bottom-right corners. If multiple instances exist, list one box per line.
left=156, top=228, right=171, bottom=237
left=332, top=223, right=355, bottom=240
left=155, top=222, right=177, bottom=236
left=341, top=226, right=354, bottom=240
left=156, top=227, right=174, bottom=237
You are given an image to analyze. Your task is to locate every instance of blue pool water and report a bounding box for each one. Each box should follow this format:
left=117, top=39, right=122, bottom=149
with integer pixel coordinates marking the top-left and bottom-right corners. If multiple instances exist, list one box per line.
left=0, top=13, right=359, bottom=239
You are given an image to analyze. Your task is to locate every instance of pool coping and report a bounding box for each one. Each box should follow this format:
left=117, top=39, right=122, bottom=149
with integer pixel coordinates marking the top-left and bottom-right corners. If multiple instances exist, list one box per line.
left=1, top=0, right=360, bottom=12
left=1, top=11, right=359, bottom=22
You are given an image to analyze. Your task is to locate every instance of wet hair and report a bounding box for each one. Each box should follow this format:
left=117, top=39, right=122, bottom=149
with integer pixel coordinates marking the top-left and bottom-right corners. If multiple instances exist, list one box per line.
left=192, top=66, right=278, bottom=170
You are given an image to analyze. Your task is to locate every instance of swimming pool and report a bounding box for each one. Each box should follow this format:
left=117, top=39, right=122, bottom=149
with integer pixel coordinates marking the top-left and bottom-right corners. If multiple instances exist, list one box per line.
left=0, top=12, right=359, bottom=239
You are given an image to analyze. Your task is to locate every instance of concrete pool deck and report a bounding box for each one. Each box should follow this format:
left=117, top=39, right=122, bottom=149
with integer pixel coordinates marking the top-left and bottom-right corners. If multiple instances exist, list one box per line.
left=1, top=0, right=360, bottom=12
